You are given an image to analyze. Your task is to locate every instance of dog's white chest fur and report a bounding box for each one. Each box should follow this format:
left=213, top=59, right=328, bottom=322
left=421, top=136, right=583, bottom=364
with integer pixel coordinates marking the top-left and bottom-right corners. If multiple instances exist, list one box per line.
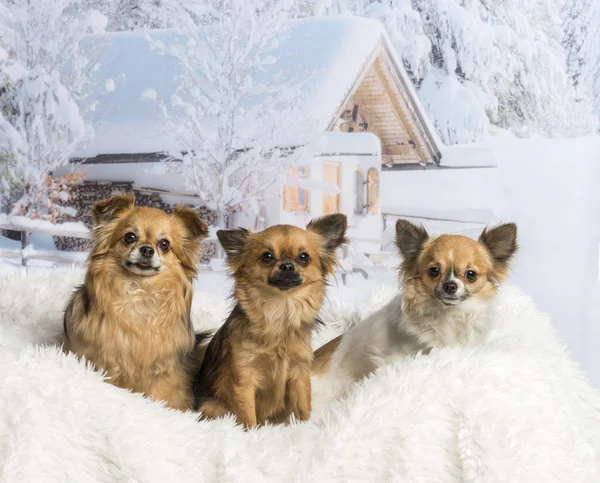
left=402, top=297, right=491, bottom=348
left=311, top=295, right=492, bottom=414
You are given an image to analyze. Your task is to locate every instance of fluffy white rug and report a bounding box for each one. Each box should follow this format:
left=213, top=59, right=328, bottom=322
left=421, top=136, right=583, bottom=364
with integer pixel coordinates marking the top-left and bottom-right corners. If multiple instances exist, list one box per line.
left=1, top=270, right=599, bottom=482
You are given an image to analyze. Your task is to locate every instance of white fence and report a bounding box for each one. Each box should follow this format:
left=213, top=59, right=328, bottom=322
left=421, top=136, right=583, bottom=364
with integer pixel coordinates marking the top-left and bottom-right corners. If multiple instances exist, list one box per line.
left=0, top=215, right=90, bottom=268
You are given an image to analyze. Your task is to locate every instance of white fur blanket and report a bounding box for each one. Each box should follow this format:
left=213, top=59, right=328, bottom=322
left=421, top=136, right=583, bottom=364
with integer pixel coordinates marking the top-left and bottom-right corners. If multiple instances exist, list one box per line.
left=1, top=271, right=599, bottom=482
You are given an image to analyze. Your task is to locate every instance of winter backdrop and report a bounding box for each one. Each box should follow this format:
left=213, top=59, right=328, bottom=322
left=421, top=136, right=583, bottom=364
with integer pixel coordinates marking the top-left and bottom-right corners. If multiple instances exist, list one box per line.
left=0, top=0, right=599, bottom=382
left=98, top=0, right=600, bottom=143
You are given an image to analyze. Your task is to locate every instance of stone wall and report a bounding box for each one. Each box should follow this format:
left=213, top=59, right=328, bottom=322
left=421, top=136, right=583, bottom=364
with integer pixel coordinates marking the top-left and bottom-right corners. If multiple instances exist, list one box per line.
left=53, top=181, right=218, bottom=264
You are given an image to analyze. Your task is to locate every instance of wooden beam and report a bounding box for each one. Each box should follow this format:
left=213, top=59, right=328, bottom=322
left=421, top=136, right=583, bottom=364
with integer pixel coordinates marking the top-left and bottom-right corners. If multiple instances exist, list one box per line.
left=383, top=154, right=420, bottom=166
left=350, top=92, right=384, bottom=139
left=382, top=49, right=442, bottom=166
left=379, top=48, right=440, bottom=165
left=373, top=58, right=430, bottom=165
left=366, top=61, right=416, bottom=145
left=326, top=44, right=382, bottom=132
left=383, top=144, right=415, bottom=156
left=355, top=89, right=410, bottom=148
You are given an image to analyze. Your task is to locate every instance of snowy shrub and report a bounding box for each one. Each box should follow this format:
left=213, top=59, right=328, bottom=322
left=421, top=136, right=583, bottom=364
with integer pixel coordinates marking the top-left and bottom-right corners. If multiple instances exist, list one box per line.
left=11, top=172, right=86, bottom=222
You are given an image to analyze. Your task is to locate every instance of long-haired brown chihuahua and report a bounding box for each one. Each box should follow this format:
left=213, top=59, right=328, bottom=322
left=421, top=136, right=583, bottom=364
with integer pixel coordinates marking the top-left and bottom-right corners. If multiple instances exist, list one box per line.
left=193, top=214, right=347, bottom=428
left=63, top=193, right=209, bottom=410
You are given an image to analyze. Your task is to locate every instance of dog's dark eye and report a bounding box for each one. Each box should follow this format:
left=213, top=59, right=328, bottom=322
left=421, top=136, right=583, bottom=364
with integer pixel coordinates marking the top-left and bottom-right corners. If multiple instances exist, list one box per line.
left=124, top=232, right=137, bottom=244
left=261, top=251, right=274, bottom=263
left=297, top=252, right=311, bottom=265
left=158, top=239, right=170, bottom=253
left=428, top=266, right=440, bottom=278
left=465, top=270, right=478, bottom=282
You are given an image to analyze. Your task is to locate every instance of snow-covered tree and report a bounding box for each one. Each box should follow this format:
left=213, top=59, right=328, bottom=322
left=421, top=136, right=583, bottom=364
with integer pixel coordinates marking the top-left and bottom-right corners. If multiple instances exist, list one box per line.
left=0, top=0, right=111, bottom=218
left=3, top=0, right=110, bottom=94
left=0, top=48, right=26, bottom=206
left=563, top=0, right=600, bottom=123
left=387, top=0, right=595, bottom=141
left=291, top=0, right=597, bottom=143
left=147, top=0, right=312, bottom=228
left=563, top=0, right=591, bottom=88
left=0, top=60, right=85, bottom=219
left=580, top=1, right=600, bottom=121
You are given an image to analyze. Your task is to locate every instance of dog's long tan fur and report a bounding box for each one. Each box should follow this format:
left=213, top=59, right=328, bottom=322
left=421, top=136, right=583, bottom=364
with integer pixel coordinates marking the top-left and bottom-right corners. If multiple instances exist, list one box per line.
left=63, top=193, right=209, bottom=411
left=193, top=215, right=347, bottom=428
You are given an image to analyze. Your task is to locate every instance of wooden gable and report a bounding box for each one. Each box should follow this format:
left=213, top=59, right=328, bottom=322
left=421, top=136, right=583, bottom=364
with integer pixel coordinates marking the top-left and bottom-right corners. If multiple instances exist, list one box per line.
left=328, top=43, right=440, bottom=168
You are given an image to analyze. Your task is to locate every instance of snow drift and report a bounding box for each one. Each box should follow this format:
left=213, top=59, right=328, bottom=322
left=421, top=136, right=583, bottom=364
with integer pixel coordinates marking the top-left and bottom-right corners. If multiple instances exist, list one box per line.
left=0, top=271, right=599, bottom=481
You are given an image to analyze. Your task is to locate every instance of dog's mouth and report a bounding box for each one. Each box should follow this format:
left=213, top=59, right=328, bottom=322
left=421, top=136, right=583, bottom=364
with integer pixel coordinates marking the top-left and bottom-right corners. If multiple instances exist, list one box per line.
left=125, top=260, right=160, bottom=275
left=436, top=293, right=468, bottom=306
left=440, top=297, right=461, bottom=306
left=268, top=275, right=303, bottom=291
left=435, top=290, right=469, bottom=307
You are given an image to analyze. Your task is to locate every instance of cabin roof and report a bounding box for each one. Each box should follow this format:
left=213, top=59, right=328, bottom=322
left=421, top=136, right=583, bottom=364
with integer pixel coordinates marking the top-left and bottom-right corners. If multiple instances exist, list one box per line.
left=73, top=15, right=441, bottom=164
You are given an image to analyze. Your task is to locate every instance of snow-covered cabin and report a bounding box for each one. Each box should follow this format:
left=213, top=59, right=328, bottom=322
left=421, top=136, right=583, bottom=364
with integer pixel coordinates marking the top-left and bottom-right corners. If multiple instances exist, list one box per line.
left=57, top=15, right=442, bottom=256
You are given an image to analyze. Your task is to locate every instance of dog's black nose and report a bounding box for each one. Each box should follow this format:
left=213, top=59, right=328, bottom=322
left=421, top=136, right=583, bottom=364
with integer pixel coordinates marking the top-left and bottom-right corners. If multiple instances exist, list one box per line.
left=140, top=245, right=155, bottom=258
left=279, top=262, right=295, bottom=272
left=443, top=281, right=458, bottom=295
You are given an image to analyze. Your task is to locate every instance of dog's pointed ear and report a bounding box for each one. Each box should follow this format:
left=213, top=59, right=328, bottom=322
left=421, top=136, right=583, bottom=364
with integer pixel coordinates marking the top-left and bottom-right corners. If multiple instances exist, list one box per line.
left=172, top=205, right=208, bottom=278
left=217, top=228, right=251, bottom=270
left=307, top=214, right=348, bottom=273
left=396, top=219, right=428, bottom=273
left=92, top=192, right=134, bottom=225
left=479, top=223, right=518, bottom=278
left=173, top=205, right=208, bottom=241
left=307, top=214, right=348, bottom=251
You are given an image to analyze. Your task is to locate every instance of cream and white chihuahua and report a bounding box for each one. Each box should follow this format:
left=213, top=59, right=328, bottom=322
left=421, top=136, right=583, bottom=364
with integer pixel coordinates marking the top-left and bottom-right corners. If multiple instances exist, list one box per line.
left=312, top=219, right=518, bottom=412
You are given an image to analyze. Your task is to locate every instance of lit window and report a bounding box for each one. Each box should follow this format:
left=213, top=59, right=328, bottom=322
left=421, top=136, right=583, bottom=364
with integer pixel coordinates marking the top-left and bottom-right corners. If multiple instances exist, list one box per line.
left=366, top=168, right=379, bottom=215
left=283, top=166, right=309, bottom=212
